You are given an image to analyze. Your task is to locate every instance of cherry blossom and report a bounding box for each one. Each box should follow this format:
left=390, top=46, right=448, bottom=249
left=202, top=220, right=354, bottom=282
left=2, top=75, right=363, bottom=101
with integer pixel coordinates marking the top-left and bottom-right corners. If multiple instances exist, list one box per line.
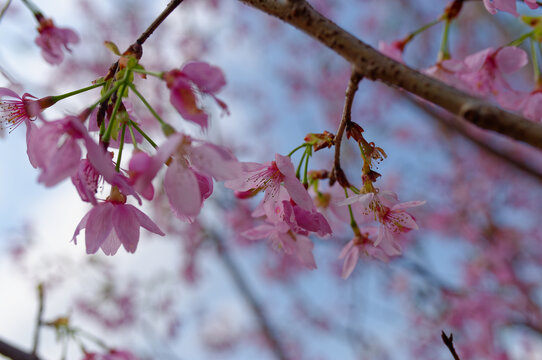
left=339, top=228, right=389, bottom=279
left=163, top=61, right=228, bottom=129
left=35, top=16, right=79, bottom=65
left=483, top=0, right=538, bottom=16
left=225, top=153, right=314, bottom=211
left=72, top=187, right=164, bottom=255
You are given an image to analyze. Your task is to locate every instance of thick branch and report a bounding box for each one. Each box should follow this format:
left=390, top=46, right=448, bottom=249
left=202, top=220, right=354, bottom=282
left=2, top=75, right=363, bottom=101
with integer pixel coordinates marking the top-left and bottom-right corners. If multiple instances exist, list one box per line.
left=238, top=0, right=542, bottom=150
left=0, top=338, right=40, bottom=360
left=210, top=234, right=289, bottom=360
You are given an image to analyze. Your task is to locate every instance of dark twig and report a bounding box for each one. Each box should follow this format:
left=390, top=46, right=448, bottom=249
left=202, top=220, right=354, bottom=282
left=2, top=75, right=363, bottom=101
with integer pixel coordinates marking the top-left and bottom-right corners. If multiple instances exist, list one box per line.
left=330, top=70, right=362, bottom=187
left=441, top=331, right=462, bottom=360
left=210, top=233, right=289, bottom=360
left=135, top=0, right=184, bottom=46
left=0, top=338, right=40, bottom=360
left=31, top=284, right=44, bottom=355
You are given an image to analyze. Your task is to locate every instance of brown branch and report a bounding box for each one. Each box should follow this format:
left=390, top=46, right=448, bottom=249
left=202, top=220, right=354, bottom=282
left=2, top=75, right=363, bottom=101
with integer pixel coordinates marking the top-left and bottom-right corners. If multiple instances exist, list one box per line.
left=0, top=338, right=41, bottom=360
left=441, top=331, right=462, bottom=360
left=330, top=70, right=362, bottom=187
left=406, top=94, right=542, bottom=183
left=237, top=0, right=542, bottom=150
left=135, top=0, right=184, bottom=46
left=210, top=233, right=289, bottom=360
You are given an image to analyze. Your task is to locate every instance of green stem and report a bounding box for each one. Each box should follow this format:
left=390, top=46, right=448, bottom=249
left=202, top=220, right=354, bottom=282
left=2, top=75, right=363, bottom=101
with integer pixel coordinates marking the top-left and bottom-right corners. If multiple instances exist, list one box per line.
left=344, top=188, right=360, bottom=235
left=404, top=18, right=442, bottom=43
left=302, top=148, right=310, bottom=185
left=296, top=148, right=307, bottom=179
left=102, top=83, right=127, bottom=143
left=51, top=82, right=105, bottom=103
left=532, top=39, right=541, bottom=86
left=287, top=143, right=308, bottom=157
left=90, top=82, right=120, bottom=110
left=437, top=19, right=452, bottom=62
left=129, top=83, right=166, bottom=125
left=19, top=0, right=41, bottom=16
left=508, top=31, right=534, bottom=47
left=116, top=123, right=127, bottom=172
left=130, top=120, right=158, bottom=148
left=128, top=124, right=139, bottom=149
left=132, top=68, right=164, bottom=78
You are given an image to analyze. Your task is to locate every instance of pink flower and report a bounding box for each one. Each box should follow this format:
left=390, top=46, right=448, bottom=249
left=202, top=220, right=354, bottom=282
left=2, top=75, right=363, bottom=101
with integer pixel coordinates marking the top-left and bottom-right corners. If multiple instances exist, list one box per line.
left=483, top=0, right=537, bottom=16
left=0, top=88, right=52, bottom=131
left=35, top=17, right=79, bottom=65
left=163, top=61, right=228, bottom=129
left=243, top=222, right=317, bottom=270
left=378, top=40, right=404, bottom=63
left=140, top=132, right=240, bottom=221
left=457, top=47, right=528, bottom=97
left=71, top=158, right=100, bottom=205
left=72, top=189, right=164, bottom=255
left=339, top=228, right=389, bottom=279
left=225, top=153, right=314, bottom=211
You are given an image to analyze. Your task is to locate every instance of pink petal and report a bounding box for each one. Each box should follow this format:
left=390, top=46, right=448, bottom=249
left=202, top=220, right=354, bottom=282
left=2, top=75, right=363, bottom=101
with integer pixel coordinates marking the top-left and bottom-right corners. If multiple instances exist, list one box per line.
left=341, top=245, right=360, bottom=279
left=463, top=48, right=494, bottom=73
left=391, top=200, right=426, bottom=211
left=294, top=235, right=317, bottom=270
left=0, top=87, right=22, bottom=99
left=181, top=61, right=226, bottom=94
left=85, top=203, right=114, bottom=254
left=188, top=142, right=241, bottom=180
left=132, top=205, right=165, bottom=236
left=164, top=162, right=202, bottom=218
left=38, top=138, right=81, bottom=187
left=241, top=224, right=275, bottom=240
left=112, top=204, right=140, bottom=253
left=496, top=47, right=528, bottom=73
left=100, top=231, right=122, bottom=256
left=275, top=154, right=313, bottom=211
left=169, top=79, right=208, bottom=128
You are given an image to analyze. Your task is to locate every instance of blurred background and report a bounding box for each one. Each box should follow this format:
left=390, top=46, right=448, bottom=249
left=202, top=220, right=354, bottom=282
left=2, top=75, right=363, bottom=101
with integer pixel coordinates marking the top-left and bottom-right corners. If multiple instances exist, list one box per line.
left=1, top=0, right=542, bottom=359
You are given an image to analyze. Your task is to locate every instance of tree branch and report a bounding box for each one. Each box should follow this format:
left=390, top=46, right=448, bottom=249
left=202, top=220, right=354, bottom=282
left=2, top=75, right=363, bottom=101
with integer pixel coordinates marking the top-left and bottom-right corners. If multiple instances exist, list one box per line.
left=238, top=0, right=542, bottom=150
left=441, top=331, right=462, bottom=360
left=405, top=94, right=542, bottom=183
left=0, top=338, right=41, bottom=360
left=210, top=234, right=289, bottom=360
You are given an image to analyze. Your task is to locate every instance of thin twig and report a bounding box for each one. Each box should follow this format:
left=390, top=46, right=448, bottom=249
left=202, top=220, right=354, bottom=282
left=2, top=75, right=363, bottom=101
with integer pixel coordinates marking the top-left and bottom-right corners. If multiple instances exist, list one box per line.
left=238, top=0, right=542, bottom=150
left=330, top=70, right=362, bottom=187
left=0, top=337, right=40, bottom=360
left=441, top=331, right=462, bottom=360
left=31, top=284, right=44, bottom=355
left=135, top=0, right=184, bottom=46
left=210, top=233, right=289, bottom=360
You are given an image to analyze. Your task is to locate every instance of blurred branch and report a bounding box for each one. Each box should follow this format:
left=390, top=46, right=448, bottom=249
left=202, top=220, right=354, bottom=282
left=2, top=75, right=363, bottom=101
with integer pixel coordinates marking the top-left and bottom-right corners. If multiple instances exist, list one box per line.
left=441, top=331, right=462, bottom=360
left=238, top=0, right=542, bottom=150
left=31, top=284, right=44, bottom=355
left=0, top=0, right=11, bottom=23
left=210, top=233, right=289, bottom=360
left=0, top=338, right=41, bottom=360
left=406, top=94, right=542, bottom=183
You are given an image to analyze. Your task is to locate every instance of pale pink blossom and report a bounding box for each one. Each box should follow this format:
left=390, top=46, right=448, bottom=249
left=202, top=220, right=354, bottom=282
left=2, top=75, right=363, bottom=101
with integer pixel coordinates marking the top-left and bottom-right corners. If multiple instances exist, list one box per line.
left=142, top=132, right=240, bottom=221
left=71, top=158, right=100, bottom=205
left=243, top=222, right=317, bottom=270
left=82, top=350, right=140, bottom=360
left=458, top=47, right=528, bottom=97
left=163, top=61, right=228, bottom=129
left=72, top=196, right=164, bottom=255
left=225, top=153, right=314, bottom=211
left=483, top=0, right=537, bottom=16
left=339, top=228, right=389, bottom=279
left=35, top=17, right=79, bottom=65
